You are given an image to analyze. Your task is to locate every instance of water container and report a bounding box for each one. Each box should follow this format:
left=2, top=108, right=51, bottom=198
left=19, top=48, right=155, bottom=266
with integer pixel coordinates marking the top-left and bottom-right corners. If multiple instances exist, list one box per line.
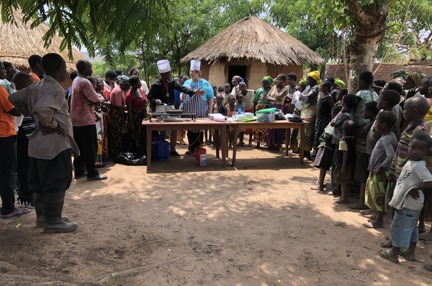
left=194, top=147, right=207, bottom=166
left=153, top=139, right=170, bottom=161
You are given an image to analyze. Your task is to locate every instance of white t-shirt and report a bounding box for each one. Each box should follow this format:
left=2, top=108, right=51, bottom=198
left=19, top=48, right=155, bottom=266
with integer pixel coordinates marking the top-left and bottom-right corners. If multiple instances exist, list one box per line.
left=291, top=91, right=303, bottom=111
left=389, top=160, right=432, bottom=211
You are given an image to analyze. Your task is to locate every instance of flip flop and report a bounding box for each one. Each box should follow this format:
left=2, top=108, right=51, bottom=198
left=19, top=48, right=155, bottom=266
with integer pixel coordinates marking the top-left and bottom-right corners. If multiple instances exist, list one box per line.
left=1, top=208, right=31, bottom=219
left=378, top=249, right=399, bottom=264
left=398, top=249, right=416, bottom=261
left=363, top=222, right=383, bottom=229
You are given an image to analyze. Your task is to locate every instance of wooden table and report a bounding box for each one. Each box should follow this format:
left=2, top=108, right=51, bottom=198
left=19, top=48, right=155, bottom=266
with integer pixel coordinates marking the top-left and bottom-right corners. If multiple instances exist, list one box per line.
left=230, top=120, right=307, bottom=166
left=142, top=118, right=229, bottom=168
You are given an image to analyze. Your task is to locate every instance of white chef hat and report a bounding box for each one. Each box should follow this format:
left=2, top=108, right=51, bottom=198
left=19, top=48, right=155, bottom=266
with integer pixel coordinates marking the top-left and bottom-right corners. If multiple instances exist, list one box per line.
left=190, top=59, right=201, bottom=71
left=157, top=59, right=171, bottom=73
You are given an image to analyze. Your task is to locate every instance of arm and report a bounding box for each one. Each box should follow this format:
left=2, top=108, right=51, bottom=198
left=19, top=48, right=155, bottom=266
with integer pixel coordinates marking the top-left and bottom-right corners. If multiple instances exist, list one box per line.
left=174, top=80, right=195, bottom=96
left=375, top=141, right=396, bottom=173
left=266, top=85, right=277, bottom=101
left=0, top=87, right=22, bottom=117
left=326, top=96, right=334, bottom=109
left=409, top=182, right=432, bottom=199
left=82, top=80, right=100, bottom=104
left=8, top=88, right=31, bottom=116
left=33, top=87, right=64, bottom=134
left=8, top=107, right=21, bottom=117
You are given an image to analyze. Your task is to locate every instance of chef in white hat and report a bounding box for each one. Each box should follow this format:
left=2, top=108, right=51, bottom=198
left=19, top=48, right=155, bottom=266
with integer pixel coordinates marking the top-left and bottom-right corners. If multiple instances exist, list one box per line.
left=149, top=59, right=204, bottom=156
left=181, top=59, right=215, bottom=155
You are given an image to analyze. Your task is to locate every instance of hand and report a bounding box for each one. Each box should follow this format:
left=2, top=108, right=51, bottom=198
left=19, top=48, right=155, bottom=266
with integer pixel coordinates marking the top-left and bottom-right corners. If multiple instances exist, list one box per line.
left=408, top=188, right=420, bottom=199
left=155, top=99, right=162, bottom=105
left=40, top=124, right=64, bottom=136
left=195, top=89, right=205, bottom=96
left=406, top=89, right=417, bottom=99
left=373, top=166, right=384, bottom=174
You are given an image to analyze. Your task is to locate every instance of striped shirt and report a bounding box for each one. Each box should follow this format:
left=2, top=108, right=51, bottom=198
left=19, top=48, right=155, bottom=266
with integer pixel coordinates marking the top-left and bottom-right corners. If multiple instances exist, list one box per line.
left=389, top=122, right=426, bottom=180
left=19, top=116, right=36, bottom=138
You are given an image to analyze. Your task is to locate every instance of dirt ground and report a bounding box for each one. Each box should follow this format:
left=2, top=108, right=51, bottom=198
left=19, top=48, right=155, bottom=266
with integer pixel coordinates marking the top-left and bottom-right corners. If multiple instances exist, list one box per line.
left=1, top=145, right=432, bottom=286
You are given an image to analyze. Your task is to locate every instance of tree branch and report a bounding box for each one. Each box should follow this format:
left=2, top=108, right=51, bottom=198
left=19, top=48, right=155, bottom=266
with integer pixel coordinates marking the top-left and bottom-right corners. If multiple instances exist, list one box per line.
left=349, top=0, right=369, bottom=26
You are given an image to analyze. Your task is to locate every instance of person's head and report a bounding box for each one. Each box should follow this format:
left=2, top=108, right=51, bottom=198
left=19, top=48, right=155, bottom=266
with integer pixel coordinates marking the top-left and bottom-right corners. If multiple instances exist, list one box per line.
left=228, top=95, right=236, bottom=105
left=262, top=76, right=273, bottom=90
left=364, top=101, right=379, bottom=120
left=325, top=76, right=335, bottom=86
left=331, top=105, right=342, bottom=119
left=159, top=71, right=171, bottom=83
left=298, top=78, right=307, bottom=92
left=42, top=53, right=67, bottom=82
left=382, top=80, right=403, bottom=95
left=216, top=95, right=224, bottom=105
left=179, top=74, right=188, bottom=84
left=189, top=69, right=200, bottom=81
left=403, top=96, right=430, bottom=123
left=403, top=72, right=425, bottom=90
left=87, top=76, right=98, bottom=89
left=75, top=60, right=93, bottom=77
left=28, top=55, right=44, bottom=75
left=12, top=72, right=33, bottom=91
left=334, top=78, right=346, bottom=90
left=419, top=77, right=432, bottom=97
left=320, top=80, right=332, bottom=94
left=275, top=73, right=287, bottom=88
left=287, top=72, right=297, bottom=86
left=342, top=120, right=356, bottom=137
left=236, top=93, right=244, bottom=103
left=307, top=71, right=321, bottom=87
left=115, top=69, right=123, bottom=76
left=0, top=62, right=6, bottom=79
left=212, top=84, right=217, bottom=94
left=70, top=70, right=78, bottom=82
left=238, top=82, right=247, bottom=91
left=217, top=86, right=224, bottom=93
left=375, top=111, right=397, bottom=134
left=377, top=90, right=400, bottom=110
left=336, top=88, right=348, bottom=102
left=104, top=70, right=117, bottom=84
left=96, top=77, right=104, bottom=92
left=3, top=61, right=18, bottom=81
left=358, top=71, right=374, bottom=90
left=129, top=75, right=141, bottom=89
left=231, top=75, right=243, bottom=86
left=224, top=83, right=231, bottom=94
left=342, top=94, right=358, bottom=111
left=372, top=79, right=386, bottom=94
left=409, top=132, right=432, bottom=161
left=117, top=75, right=130, bottom=91
left=128, top=68, right=140, bottom=77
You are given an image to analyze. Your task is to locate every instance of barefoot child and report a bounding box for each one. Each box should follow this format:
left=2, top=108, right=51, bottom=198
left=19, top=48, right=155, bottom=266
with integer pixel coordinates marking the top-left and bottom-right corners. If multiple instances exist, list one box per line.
left=379, top=133, right=432, bottom=263
left=363, top=111, right=397, bottom=228
left=334, top=120, right=356, bottom=204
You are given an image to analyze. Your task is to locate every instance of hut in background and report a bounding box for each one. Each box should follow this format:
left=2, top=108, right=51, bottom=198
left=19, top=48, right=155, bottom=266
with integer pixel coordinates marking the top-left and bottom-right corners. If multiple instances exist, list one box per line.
left=181, top=16, right=324, bottom=90
left=0, top=10, right=85, bottom=87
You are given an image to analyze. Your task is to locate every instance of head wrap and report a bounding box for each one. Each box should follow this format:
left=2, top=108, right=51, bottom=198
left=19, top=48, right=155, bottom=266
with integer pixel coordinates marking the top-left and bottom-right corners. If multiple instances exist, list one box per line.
left=117, top=75, right=130, bottom=85
left=409, top=71, right=426, bottom=87
left=392, top=69, right=408, bottom=79
left=299, top=78, right=307, bottom=86
left=307, top=71, right=321, bottom=85
left=262, top=76, right=274, bottom=86
left=233, top=75, right=244, bottom=84
left=334, top=78, right=346, bottom=88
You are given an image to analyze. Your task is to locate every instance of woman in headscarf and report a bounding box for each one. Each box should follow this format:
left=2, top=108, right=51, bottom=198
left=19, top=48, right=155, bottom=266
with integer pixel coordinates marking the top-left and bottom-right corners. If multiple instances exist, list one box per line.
left=182, top=60, right=214, bottom=155
left=253, top=76, right=273, bottom=147
left=403, top=71, right=426, bottom=98
left=230, top=75, right=244, bottom=96
left=108, top=75, right=130, bottom=159
left=299, top=71, right=321, bottom=160
left=126, top=76, right=147, bottom=155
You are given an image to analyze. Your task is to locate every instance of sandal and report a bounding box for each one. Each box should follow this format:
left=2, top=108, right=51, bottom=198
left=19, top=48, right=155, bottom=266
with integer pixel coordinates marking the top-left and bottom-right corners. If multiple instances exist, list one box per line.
left=378, top=249, right=399, bottom=263
left=1, top=208, right=31, bottom=219
left=399, top=248, right=416, bottom=261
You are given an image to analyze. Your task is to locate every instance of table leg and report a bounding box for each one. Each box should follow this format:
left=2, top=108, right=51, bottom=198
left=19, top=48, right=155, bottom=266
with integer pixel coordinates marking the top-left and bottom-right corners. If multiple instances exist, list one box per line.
left=285, top=129, right=289, bottom=157
left=215, top=129, right=220, bottom=158
left=146, top=126, right=152, bottom=168
left=299, top=124, right=305, bottom=165
left=220, top=127, right=227, bottom=167
left=232, top=125, right=239, bottom=167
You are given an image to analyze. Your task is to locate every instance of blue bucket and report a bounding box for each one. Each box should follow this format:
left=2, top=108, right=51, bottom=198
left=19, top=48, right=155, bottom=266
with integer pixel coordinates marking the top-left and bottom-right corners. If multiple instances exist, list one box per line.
left=153, top=140, right=170, bottom=161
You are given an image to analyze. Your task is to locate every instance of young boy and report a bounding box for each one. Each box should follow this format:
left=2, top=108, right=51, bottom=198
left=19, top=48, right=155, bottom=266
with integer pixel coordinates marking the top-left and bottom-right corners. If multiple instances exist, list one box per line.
left=379, top=132, right=432, bottom=263
left=334, top=119, right=356, bottom=204
left=363, top=111, right=397, bottom=228
left=213, top=94, right=227, bottom=116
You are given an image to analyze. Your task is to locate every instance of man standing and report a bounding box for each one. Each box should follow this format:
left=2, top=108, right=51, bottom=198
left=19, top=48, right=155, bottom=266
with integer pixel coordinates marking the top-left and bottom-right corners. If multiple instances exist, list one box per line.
left=28, top=55, right=44, bottom=83
left=9, top=53, right=78, bottom=232
left=70, top=60, right=107, bottom=180
left=149, top=59, right=203, bottom=156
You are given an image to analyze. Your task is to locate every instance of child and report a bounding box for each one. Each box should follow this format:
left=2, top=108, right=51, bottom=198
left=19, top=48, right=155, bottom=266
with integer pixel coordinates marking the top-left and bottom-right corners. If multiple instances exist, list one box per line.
left=213, top=95, right=227, bottom=115
left=329, top=94, right=358, bottom=196
left=363, top=111, right=397, bottom=228
left=312, top=105, right=341, bottom=193
left=333, top=120, right=356, bottom=204
left=351, top=101, right=379, bottom=210
left=334, top=88, right=348, bottom=108
left=379, top=132, right=432, bottom=263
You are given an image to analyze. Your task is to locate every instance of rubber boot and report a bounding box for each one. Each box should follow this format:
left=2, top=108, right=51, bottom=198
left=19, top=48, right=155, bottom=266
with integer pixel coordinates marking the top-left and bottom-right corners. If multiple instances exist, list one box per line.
left=44, top=192, right=78, bottom=233
left=35, top=193, right=45, bottom=227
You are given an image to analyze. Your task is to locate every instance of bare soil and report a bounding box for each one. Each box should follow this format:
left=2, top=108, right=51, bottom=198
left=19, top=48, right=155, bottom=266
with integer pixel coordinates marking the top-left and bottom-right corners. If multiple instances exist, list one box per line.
left=1, top=145, right=432, bottom=285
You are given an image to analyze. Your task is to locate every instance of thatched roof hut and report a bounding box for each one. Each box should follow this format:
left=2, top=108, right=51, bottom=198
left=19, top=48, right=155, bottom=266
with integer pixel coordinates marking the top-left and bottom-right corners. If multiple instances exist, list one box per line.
left=181, top=16, right=324, bottom=89
left=0, top=10, right=84, bottom=71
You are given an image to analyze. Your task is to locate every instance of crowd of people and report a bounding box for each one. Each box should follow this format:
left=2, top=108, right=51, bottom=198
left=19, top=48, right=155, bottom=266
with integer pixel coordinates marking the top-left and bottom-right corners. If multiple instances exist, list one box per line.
left=2, top=52, right=432, bottom=271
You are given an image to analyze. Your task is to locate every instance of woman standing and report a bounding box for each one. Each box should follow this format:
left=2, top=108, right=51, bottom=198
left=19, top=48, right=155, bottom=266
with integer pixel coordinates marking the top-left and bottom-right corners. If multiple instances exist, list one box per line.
left=300, top=71, right=321, bottom=160
left=126, top=76, right=147, bottom=155
left=265, top=73, right=288, bottom=151
left=182, top=60, right=214, bottom=155
left=230, top=75, right=244, bottom=96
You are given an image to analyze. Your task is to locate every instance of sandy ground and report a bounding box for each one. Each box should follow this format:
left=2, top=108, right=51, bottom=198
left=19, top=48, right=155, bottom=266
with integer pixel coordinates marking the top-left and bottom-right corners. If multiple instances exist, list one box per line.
left=1, top=145, right=432, bottom=286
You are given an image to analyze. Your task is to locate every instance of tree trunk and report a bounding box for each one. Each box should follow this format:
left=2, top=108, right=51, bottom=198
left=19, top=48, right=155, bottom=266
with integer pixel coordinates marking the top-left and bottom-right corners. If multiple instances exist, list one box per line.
left=348, top=1, right=389, bottom=91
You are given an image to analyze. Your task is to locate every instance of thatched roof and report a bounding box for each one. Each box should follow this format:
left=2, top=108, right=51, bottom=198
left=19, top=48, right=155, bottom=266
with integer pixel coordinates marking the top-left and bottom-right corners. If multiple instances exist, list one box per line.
left=182, top=16, right=324, bottom=66
left=0, top=10, right=84, bottom=70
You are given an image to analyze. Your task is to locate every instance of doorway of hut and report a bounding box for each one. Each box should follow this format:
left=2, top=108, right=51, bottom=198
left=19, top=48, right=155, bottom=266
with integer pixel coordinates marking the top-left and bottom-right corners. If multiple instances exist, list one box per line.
left=228, top=66, right=247, bottom=90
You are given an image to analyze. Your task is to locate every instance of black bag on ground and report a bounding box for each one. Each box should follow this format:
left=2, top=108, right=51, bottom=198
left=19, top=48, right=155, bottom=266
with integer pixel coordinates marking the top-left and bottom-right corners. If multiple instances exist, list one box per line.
left=115, top=152, right=146, bottom=165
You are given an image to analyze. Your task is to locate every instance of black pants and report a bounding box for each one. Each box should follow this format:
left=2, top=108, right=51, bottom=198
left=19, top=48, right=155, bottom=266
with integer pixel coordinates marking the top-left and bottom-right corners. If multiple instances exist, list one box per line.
left=17, top=129, right=32, bottom=200
left=187, top=130, right=203, bottom=152
left=28, top=149, right=73, bottom=194
left=73, top=125, right=99, bottom=178
left=0, top=136, right=17, bottom=214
